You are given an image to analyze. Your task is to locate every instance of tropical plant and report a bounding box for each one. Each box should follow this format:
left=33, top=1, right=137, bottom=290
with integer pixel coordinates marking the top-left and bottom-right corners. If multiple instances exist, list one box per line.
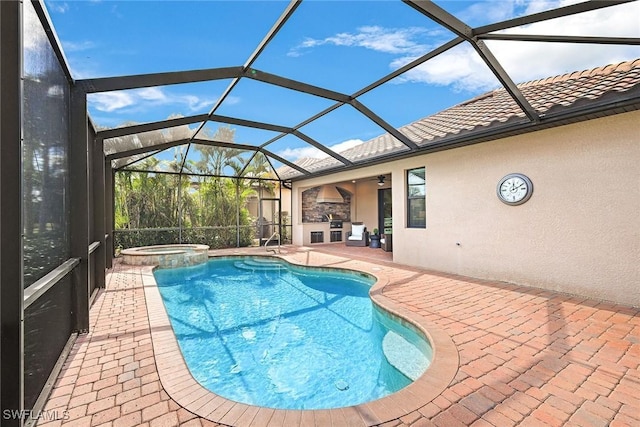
left=113, top=124, right=281, bottom=250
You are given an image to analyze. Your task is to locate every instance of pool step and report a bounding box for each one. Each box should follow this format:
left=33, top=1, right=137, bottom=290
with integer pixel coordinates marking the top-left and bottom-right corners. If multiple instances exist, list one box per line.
left=234, top=258, right=286, bottom=271
left=382, top=331, right=430, bottom=381
left=247, top=257, right=282, bottom=265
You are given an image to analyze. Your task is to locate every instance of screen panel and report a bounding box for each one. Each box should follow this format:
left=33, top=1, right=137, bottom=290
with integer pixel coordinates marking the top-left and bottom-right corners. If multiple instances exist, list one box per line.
left=23, top=0, right=71, bottom=288
left=24, top=274, right=73, bottom=411
left=251, top=0, right=452, bottom=93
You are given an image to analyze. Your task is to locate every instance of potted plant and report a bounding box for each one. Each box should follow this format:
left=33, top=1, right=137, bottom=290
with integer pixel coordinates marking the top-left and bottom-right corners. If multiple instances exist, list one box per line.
left=370, top=228, right=381, bottom=248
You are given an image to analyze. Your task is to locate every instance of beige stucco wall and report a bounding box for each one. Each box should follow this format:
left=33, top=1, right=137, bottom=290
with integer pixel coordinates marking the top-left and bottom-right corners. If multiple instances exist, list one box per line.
left=292, top=111, right=640, bottom=306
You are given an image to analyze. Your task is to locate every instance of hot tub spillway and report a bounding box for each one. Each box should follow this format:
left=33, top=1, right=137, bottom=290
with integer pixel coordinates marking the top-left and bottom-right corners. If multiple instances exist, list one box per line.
left=234, top=257, right=286, bottom=272
left=121, top=244, right=209, bottom=268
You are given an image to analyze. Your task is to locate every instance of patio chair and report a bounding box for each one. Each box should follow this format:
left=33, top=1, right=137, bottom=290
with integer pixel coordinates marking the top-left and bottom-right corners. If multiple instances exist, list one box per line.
left=346, top=222, right=369, bottom=247
left=381, top=234, right=392, bottom=252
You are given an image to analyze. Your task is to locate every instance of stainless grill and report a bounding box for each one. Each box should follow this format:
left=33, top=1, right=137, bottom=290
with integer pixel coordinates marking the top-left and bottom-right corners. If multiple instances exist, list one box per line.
left=329, top=220, right=343, bottom=229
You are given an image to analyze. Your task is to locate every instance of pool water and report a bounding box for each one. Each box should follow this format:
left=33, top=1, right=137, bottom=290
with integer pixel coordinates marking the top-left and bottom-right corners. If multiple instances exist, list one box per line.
left=153, top=257, right=431, bottom=410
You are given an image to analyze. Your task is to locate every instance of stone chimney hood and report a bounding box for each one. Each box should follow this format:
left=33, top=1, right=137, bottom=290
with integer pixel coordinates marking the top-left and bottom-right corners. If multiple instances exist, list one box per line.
left=317, top=185, right=344, bottom=203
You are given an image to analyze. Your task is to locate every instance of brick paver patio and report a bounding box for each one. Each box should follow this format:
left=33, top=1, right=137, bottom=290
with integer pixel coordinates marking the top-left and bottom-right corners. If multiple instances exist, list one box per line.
left=38, top=245, right=639, bottom=426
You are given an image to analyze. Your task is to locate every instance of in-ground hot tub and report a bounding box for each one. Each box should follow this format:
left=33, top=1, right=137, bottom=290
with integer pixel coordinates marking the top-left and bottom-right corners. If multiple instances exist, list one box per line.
left=121, top=244, right=209, bottom=268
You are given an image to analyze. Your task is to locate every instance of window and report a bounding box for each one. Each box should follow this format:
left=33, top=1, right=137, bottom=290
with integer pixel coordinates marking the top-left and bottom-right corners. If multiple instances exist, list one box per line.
left=407, top=167, right=426, bottom=228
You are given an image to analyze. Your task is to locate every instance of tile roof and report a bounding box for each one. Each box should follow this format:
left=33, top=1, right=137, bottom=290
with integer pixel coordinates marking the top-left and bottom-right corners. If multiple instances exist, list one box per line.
left=278, top=59, right=640, bottom=179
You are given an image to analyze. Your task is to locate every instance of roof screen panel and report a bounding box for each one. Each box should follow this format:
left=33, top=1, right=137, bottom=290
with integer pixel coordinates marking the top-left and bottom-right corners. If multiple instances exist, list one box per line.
left=44, top=0, right=639, bottom=182
left=357, top=43, right=500, bottom=130
left=116, top=144, right=188, bottom=173
left=297, top=104, right=402, bottom=162
left=183, top=143, right=254, bottom=177
left=111, top=153, right=155, bottom=171
left=213, top=78, right=336, bottom=128
left=435, top=0, right=592, bottom=28
left=50, top=1, right=284, bottom=78
left=263, top=134, right=335, bottom=172
left=274, top=166, right=305, bottom=181
left=250, top=0, right=453, bottom=93
left=103, top=124, right=194, bottom=156
left=241, top=152, right=278, bottom=180
left=487, top=40, right=640, bottom=112
left=194, top=121, right=282, bottom=147
left=481, top=1, right=640, bottom=88
left=88, top=80, right=232, bottom=130
left=483, top=3, right=640, bottom=89
left=536, top=1, right=640, bottom=38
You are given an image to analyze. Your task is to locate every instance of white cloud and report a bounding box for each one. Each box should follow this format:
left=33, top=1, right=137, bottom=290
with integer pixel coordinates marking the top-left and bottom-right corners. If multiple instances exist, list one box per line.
left=62, top=40, right=96, bottom=52
left=523, top=0, right=584, bottom=15
left=47, top=2, right=70, bottom=14
left=395, top=1, right=640, bottom=92
left=89, top=92, right=134, bottom=112
left=288, top=26, right=439, bottom=57
left=457, top=0, right=520, bottom=24
left=183, top=95, right=211, bottom=111
left=88, top=87, right=218, bottom=114
left=137, top=87, right=167, bottom=102
left=392, top=46, right=498, bottom=92
left=223, top=95, right=241, bottom=106
left=330, top=138, right=365, bottom=154
left=278, top=138, right=365, bottom=162
left=290, top=1, right=639, bottom=93
left=278, top=146, right=326, bottom=160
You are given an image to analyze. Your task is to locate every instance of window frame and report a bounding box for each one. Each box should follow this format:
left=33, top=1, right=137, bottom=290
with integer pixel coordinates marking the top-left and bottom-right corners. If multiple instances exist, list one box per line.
left=406, top=167, right=426, bottom=229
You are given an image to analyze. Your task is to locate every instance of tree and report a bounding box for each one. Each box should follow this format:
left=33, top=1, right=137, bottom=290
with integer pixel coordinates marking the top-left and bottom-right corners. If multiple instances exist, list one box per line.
left=113, top=123, right=279, bottom=249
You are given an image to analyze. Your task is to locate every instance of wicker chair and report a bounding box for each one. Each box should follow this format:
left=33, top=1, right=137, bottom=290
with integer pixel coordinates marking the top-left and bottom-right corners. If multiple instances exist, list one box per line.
left=381, top=234, right=392, bottom=252
left=345, top=222, right=369, bottom=247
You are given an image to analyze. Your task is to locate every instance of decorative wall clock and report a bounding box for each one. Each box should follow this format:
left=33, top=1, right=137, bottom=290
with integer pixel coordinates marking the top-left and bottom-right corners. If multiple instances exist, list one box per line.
left=497, top=173, right=533, bottom=205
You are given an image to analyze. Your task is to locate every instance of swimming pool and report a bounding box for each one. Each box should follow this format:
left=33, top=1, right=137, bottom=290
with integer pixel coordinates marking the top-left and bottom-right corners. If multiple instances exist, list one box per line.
left=153, top=256, right=432, bottom=410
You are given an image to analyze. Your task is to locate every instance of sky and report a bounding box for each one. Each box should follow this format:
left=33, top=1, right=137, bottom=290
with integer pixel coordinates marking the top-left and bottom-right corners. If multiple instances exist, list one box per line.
left=44, top=0, right=640, bottom=165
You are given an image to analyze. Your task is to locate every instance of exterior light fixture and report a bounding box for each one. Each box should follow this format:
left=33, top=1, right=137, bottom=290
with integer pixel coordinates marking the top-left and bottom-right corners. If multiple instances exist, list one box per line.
left=377, top=175, right=385, bottom=186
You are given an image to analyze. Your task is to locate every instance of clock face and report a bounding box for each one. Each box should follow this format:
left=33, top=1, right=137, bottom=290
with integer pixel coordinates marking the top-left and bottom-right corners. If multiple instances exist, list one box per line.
left=497, top=173, right=533, bottom=205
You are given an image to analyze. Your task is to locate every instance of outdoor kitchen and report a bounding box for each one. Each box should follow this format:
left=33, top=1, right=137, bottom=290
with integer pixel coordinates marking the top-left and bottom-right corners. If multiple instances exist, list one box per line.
left=302, top=185, right=353, bottom=245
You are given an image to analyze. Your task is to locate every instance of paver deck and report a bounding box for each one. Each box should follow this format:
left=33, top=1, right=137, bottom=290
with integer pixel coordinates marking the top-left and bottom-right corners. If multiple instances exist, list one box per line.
left=38, top=245, right=640, bottom=427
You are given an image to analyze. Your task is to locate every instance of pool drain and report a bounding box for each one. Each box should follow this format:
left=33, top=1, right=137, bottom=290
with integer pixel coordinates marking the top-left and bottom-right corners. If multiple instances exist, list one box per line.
left=334, top=379, right=349, bottom=391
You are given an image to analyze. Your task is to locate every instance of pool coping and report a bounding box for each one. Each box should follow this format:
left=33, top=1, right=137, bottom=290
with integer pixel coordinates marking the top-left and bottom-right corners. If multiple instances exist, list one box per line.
left=141, top=254, right=459, bottom=426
